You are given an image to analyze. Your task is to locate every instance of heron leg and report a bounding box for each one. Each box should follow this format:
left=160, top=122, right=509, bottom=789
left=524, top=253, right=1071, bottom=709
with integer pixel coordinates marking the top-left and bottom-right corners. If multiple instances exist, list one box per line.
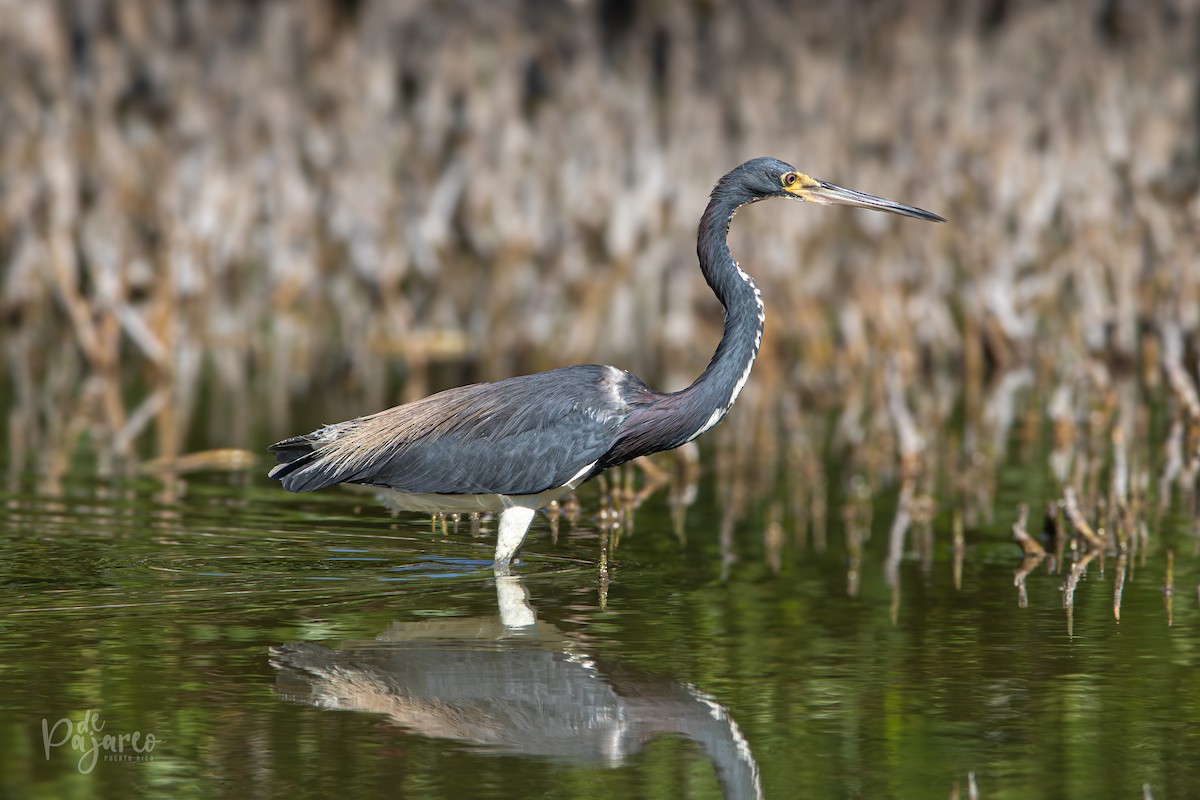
left=494, top=504, right=536, bottom=570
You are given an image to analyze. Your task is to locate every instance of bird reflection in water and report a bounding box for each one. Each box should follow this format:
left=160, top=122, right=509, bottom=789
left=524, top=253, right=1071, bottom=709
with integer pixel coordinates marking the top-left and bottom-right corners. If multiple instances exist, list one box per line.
left=269, top=573, right=762, bottom=800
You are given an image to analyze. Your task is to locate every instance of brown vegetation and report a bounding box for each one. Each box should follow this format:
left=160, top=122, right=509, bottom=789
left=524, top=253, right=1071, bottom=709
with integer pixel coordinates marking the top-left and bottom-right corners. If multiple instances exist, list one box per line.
left=1, top=0, right=1198, bottom=575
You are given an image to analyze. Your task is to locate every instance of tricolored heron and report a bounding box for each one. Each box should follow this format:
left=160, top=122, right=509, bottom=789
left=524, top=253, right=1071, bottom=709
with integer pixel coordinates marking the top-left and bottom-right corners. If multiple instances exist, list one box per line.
left=269, top=157, right=943, bottom=568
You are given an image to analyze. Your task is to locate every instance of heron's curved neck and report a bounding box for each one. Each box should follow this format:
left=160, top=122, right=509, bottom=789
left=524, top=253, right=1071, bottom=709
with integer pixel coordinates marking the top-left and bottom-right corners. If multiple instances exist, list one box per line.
left=675, top=188, right=765, bottom=443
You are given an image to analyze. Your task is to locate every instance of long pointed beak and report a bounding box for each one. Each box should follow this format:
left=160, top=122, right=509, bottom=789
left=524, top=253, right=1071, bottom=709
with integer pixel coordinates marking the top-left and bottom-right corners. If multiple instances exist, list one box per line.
left=796, top=180, right=945, bottom=223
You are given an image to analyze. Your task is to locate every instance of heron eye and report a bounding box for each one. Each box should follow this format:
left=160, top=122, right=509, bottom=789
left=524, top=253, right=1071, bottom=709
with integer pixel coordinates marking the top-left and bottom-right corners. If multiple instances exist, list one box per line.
left=782, top=172, right=798, bottom=187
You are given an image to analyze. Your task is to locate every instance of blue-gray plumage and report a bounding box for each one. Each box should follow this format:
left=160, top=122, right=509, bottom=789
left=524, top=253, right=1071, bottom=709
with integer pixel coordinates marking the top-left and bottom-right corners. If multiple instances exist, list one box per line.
left=269, top=157, right=944, bottom=568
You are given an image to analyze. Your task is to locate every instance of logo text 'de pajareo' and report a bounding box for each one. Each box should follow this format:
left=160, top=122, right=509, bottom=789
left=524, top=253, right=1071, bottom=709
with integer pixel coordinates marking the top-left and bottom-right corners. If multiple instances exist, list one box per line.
left=42, top=710, right=158, bottom=774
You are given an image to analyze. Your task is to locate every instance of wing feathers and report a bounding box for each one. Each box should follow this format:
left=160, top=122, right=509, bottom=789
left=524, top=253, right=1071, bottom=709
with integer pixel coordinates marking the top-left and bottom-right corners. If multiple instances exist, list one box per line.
left=269, top=366, right=630, bottom=496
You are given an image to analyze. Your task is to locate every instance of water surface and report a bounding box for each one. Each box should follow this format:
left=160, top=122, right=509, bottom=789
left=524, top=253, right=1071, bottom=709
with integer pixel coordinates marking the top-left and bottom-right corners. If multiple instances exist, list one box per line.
left=1, top=453, right=1198, bottom=799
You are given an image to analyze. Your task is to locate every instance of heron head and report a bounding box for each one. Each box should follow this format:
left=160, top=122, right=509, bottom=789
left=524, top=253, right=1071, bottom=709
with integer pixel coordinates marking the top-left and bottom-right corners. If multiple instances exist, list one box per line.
left=738, top=157, right=945, bottom=222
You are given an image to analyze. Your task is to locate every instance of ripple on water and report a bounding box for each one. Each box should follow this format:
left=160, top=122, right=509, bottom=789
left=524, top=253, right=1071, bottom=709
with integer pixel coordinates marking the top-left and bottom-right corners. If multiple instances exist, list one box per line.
left=0, top=480, right=593, bottom=620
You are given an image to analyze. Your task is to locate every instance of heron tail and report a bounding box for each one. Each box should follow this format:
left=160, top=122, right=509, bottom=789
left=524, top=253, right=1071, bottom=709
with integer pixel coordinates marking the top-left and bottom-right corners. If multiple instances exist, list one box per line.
left=267, top=436, right=337, bottom=492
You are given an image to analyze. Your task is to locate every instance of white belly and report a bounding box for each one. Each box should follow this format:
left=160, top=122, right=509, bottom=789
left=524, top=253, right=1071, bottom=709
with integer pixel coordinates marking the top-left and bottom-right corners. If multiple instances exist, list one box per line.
left=376, top=485, right=575, bottom=515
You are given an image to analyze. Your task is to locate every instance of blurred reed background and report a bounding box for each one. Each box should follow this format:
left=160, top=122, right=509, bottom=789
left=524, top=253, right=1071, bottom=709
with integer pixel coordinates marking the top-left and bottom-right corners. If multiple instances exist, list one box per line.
left=1, top=0, right=1198, bottom=555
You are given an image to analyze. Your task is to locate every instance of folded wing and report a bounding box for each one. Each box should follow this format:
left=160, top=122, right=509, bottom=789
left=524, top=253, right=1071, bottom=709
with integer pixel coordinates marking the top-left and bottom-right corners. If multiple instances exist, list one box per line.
left=269, top=365, right=631, bottom=496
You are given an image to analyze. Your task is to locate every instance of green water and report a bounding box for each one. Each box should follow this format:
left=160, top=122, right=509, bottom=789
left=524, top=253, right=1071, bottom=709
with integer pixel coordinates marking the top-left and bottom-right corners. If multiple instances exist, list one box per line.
left=1, top=450, right=1198, bottom=799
